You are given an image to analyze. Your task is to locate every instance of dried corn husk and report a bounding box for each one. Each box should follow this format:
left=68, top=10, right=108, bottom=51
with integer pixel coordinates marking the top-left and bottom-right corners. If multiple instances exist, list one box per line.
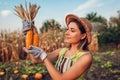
left=14, top=2, right=40, bottom=59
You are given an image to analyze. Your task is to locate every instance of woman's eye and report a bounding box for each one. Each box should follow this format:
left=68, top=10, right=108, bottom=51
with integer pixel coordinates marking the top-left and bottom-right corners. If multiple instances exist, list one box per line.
left=71, top=30, right=75, bottom=32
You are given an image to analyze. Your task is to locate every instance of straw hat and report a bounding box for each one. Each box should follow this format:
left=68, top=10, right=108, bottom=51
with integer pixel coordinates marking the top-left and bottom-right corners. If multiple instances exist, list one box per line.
left=65, top=14, right=92, bottom=44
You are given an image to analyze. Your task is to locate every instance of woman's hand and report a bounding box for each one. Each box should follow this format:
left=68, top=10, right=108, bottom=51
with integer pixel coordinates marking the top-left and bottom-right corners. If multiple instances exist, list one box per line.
left=23, top=45, right=47, bottom=61
left=22, top=20, right=32, bottom=35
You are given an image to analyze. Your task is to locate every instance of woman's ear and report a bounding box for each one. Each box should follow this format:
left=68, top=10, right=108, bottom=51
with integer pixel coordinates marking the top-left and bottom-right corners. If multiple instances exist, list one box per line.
left=81, top=33, right=87, bottom=40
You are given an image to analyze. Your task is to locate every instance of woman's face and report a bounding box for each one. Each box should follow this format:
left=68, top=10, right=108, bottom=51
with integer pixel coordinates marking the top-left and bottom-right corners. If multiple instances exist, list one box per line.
left=64, top=22, right=84, bottom=44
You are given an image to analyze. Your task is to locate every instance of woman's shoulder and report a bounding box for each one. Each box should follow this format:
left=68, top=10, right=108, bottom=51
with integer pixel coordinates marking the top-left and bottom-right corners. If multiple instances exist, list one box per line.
left=75, top=50, right=92, bottom=60
left=77, top=51, right=93, bottom=62
left=78, top=50, right=93, bottom=56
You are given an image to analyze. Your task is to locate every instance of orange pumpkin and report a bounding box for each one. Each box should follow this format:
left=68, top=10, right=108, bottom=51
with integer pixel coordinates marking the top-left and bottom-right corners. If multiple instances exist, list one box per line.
left=0, top=71, right=5, bottom=76
left=14, top=70, right=19, bottom=74
left=21, top=74, right=28, bottom=79
left=34, top=73, right=42, bottom=79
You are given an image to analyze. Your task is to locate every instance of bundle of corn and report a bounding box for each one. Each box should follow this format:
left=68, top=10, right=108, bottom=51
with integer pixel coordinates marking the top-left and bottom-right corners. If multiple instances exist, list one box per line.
left=14, top=2, right=40, bottom=59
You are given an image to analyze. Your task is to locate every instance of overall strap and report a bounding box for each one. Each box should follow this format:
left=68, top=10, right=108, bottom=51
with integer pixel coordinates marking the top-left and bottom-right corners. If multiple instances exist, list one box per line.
left=72, top=52, right=88, bottom=63
left=59, top=48, right=68, bottom=56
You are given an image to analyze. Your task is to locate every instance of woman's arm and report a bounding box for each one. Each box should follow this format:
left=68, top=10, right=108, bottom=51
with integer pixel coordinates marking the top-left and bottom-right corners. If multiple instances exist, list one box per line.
left=44, top=53, right=92, bottom=80
left=47, top=48, right=61, bottom=62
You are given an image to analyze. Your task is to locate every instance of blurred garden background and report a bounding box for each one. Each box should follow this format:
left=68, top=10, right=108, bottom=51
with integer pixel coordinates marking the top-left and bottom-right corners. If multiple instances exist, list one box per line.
left=0, top=0, right=120, bottom=80
left=0, top=11, right=120, bottom=80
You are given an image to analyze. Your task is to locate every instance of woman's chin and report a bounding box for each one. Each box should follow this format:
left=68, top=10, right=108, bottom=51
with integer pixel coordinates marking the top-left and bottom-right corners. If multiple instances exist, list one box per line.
left=64, top=40, right=70, bottom=43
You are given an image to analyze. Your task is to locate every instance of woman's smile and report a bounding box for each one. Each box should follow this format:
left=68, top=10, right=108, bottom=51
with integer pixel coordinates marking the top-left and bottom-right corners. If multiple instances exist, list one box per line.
left=65, top=36, right=71, bottom=39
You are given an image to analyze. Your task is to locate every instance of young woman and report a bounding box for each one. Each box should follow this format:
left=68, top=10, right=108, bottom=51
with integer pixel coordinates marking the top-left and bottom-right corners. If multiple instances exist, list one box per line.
left=23, top=14, right=93, bottom=80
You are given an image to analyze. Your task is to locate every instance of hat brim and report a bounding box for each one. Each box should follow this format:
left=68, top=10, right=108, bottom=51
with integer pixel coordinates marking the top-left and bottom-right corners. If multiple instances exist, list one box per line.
left=65, top=14, right=92, bottom=30
left=65, top=14, right=81, bottom=26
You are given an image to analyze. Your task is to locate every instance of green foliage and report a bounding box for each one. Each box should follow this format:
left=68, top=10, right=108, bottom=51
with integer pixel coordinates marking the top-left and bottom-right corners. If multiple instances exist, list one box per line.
left=0, top=63, right=6, bottom=71
left=98, top=15, right=120, bottom=47
left=101, top=61, right=112, bottom=69
left=86, top=49, right=120, bottom=80
left=15, top=60, right=45, bottom=74
left=0, top=60, right=46, bottom=79
left=98, top=23, right=120, bottom=46
left=86, top=12, right=107, bottom=24
left=93, top=56, right=102, bottom=63
left=40, top=19, right=61, bottom=33
left=86, top=11, right=120, bottom=48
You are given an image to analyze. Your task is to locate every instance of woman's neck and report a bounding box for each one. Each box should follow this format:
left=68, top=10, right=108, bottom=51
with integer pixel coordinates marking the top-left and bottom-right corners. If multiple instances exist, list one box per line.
left=69, top=43, right=85, bottom=52
left=65, top=44, right=79, bottom=57
left=69, top=43, right=79, bottom=53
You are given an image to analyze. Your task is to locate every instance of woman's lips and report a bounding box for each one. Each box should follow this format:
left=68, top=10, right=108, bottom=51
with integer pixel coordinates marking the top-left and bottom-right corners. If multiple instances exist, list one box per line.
left=65, top=36, right=71, bottom=39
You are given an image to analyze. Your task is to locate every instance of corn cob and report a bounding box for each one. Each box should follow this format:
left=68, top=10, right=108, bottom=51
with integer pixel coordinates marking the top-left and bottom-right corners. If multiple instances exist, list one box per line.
left=26, top=29, right=33, bottom=50
left=33, top=34, right=39, bottom=46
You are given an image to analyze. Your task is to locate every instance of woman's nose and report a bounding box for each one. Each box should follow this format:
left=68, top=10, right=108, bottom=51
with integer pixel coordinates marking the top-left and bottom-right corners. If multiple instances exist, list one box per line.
left=65, top=30, right=69, bottom=35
